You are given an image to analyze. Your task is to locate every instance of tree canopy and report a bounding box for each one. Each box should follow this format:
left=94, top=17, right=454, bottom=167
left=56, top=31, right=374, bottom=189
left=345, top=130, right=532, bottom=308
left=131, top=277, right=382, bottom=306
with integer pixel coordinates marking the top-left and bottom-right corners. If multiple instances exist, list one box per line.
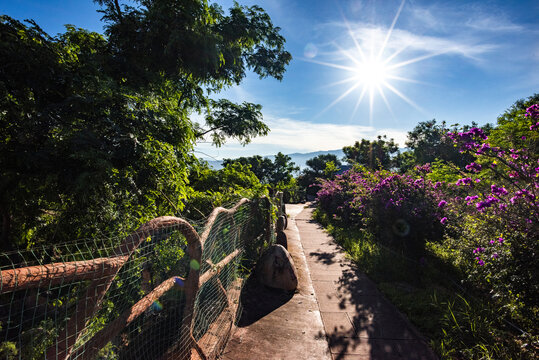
left=343, top=135, right=399, bottom=170
left=222, top=152, right=299, bottom=186
left=0, top=0, right=291, bottom=249
left=298, top=153, right=342, bottom=197
left=489, top=93, right=539, bottom=155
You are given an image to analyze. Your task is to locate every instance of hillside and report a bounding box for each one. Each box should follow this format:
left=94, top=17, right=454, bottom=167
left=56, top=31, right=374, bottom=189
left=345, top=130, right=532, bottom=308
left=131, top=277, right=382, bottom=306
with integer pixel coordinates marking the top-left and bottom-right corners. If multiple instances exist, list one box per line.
left=204, top=149, right=345, bottom=171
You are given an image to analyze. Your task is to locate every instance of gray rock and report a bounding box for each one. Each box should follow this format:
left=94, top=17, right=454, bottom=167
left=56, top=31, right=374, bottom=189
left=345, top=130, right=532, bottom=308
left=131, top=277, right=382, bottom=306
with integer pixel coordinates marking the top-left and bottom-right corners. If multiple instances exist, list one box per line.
left=256, top=244, right=298, bottom=291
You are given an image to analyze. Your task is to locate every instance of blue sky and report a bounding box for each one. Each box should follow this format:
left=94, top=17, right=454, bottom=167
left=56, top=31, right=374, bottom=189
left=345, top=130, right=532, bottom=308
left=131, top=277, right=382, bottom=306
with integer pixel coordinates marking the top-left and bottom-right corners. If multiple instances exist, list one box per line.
left=2, top=0, right=538, bottom=160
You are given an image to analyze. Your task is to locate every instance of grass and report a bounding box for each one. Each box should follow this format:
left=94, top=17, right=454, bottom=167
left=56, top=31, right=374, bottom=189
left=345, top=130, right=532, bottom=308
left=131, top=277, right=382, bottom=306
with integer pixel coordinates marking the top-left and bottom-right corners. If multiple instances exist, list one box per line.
left=313, top=208, right=534, bottom=360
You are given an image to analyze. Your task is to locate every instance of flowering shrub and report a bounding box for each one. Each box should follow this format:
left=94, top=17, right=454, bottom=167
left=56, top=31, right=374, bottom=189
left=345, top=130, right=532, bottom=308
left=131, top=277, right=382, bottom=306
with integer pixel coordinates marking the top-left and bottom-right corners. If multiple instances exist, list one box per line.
left=317, top=166, right=448, bottom=258
left=315, top=101, right=539, bottom=358
left=445, top=104, right=538, bottom=316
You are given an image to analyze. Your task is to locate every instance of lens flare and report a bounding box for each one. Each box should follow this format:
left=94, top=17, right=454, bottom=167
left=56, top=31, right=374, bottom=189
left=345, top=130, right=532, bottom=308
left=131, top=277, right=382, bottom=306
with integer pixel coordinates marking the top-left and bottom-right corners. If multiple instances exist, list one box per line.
left=151, top=300, right=163, bottom=312
left=304, top=43, right=318, bottom=58
left=189, top=259, right=200, bottom=270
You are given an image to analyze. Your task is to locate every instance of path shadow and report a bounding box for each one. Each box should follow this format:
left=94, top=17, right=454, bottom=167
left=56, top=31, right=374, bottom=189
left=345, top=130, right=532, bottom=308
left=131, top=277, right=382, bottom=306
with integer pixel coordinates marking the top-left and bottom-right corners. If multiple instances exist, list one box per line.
left=236, top=275, right=293, bottom=327
left=298, top=208, right=436, bottom=360
left=308, top=250, right=339, bottom=265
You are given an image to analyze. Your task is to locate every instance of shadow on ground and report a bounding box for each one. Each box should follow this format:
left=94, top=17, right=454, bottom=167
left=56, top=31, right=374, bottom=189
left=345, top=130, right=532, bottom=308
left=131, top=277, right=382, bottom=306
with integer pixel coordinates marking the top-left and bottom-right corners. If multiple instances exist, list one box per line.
left=236, top=275, right=294, bottom=327
left=299, top=205, right=435, bottom=360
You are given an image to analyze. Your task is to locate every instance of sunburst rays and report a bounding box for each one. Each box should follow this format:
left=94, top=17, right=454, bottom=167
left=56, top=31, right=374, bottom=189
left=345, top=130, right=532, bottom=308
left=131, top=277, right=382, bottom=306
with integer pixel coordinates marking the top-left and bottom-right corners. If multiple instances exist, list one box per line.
left=308, top=0, right=437, bottom=125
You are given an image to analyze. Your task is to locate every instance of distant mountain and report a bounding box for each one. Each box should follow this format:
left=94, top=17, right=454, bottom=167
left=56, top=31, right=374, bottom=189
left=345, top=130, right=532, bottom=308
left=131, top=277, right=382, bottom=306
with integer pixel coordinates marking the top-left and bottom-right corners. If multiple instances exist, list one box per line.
left=202, top=149, right=346, bottom=171
left=286, top=149, right=345, bottom=170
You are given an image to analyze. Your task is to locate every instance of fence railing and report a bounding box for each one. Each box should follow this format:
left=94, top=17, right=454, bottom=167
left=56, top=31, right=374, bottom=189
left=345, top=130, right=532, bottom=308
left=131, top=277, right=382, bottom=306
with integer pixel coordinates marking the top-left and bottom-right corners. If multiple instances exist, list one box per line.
left=0, top=195, right=283, bottom=360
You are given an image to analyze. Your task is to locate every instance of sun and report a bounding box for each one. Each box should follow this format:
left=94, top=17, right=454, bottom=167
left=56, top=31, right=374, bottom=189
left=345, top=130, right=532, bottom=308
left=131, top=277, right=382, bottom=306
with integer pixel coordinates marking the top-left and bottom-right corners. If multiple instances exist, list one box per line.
left=306, top=0, right=428, bottom=124
left=353, top=59, right=390, bottom=89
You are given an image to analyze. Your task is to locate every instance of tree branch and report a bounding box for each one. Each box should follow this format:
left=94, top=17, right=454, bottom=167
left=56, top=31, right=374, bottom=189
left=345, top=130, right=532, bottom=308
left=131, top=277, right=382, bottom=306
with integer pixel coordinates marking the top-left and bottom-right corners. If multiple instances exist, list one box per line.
left=114, top=0, right=123, bottom=21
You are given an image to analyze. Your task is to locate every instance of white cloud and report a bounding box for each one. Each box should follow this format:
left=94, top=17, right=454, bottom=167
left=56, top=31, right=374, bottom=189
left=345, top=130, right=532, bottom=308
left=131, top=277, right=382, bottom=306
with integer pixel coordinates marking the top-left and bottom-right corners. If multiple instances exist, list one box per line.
left=252, top=115, right=408, bottom=150
left=406, top=2, right=523, bottom=34
left=465, top=16, right=523, bottom=32
left=409, top=7, right=439, bottom=31
left=194, top=115, right=409, bottom=160
left=338, top=24, right=496, bottom=61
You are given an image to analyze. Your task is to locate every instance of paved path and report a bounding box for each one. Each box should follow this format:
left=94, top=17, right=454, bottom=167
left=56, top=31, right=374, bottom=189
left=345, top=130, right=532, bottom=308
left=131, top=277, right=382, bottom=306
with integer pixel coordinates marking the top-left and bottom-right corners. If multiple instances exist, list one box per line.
left=221, top=204, right=331, bottom=360
left=222, top=203, right=436, bottom=360
left=295, top=205, right=437, bottom=360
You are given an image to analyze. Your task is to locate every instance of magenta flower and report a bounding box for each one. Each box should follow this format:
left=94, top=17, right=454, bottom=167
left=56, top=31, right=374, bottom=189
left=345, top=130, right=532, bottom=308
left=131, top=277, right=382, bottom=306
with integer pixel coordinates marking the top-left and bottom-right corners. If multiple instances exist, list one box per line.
left=473, top=247, right=485, bottom=254
left=456, top=177, right=473, bottom=186
left=465, top=162, right=482, bottom=172
left=440, top=217, right=448, bottom=225
left=491, top=185, right=508, bottom=196
left=525, top=104, right=539, bottom=119
left=476, top=196, right=499, bottom=212
left=465, top=195, right=479, bottom=204
left=438, top=200, right=447, bottom=208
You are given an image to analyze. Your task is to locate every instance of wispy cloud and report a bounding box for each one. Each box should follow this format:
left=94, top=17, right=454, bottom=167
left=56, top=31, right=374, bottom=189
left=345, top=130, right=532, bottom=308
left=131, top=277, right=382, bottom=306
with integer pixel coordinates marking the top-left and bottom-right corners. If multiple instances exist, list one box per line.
left=465, top=16, right=523, bottom=32
left=330, top=23, right=496, bottom=62
left=194, top=115, right=409, bottom=160
left=252, top=115, right=408, bottom=150
left=406, top=2, right=524, bottom=34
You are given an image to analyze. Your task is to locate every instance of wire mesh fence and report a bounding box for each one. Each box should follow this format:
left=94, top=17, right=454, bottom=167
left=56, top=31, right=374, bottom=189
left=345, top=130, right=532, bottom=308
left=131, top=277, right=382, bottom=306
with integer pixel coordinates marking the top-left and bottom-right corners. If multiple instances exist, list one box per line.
left=0, top=194, right=283, bottom=360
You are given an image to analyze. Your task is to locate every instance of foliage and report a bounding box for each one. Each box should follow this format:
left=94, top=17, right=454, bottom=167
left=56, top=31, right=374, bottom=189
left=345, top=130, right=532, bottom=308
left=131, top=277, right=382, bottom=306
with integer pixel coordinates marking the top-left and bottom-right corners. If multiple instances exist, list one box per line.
left=444, top=109, right=538, bottom=322
left=489, top=93, right=539, bottom=155
left=221, top=152, right=299, bottom=202
left=222, top=155, right=274, bottom=184
left=183, top=160, right=268, bottom=220
left=314, top=96, right=539, bottom=359
left=196, top=99, right=268, bottom=147
left=0, top=0, right=291, bottom=249
left=275, top=177, right=304, bottom=203
left=395, top=120, right=493, bottom=173
left=405, top=120, right=471, bottom=168
left=317, top=165, right=448, bottom=258
left=342, top=135, right=399, bottom=170
left=270, top=152, right=299, bottom=184
left=222, top=152, right=298, bottom=186
left=297, top=154, right=342, bottom=198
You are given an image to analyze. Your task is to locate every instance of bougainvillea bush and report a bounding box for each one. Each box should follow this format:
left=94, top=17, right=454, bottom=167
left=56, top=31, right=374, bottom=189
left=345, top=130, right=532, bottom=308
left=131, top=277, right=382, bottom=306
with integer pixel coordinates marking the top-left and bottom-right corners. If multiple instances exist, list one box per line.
left=444, top=104, right=538, bottom=323
left=317, top=165, right=449, bottom=259
left=316, top=103, right=539, bottom=352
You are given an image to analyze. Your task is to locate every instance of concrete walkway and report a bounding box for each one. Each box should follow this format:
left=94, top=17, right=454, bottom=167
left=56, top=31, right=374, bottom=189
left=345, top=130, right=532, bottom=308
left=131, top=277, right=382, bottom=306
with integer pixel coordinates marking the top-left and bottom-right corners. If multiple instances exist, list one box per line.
left=220, top=204, right=331, bottom=360
left=295, top=205, right=437, bottom=360
left=222, top=204, right=436, bottom=360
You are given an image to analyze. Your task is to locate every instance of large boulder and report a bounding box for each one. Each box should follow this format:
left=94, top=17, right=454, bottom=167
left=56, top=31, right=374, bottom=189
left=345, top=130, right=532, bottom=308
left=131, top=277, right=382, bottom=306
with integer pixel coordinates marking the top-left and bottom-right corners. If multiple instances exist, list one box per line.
left=256, top=244, right=298, bottom=291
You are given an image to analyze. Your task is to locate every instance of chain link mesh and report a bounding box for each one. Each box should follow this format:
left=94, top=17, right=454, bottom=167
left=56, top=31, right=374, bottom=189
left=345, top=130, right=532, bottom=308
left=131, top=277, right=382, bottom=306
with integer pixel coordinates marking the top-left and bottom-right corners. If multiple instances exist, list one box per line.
left=0, top=195, right=281, bottom=360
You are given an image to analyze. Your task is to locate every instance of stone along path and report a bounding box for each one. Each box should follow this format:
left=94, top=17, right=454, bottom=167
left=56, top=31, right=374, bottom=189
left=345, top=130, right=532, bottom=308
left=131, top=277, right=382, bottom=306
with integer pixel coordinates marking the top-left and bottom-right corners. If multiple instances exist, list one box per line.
left=222, top=204, right=437, bottom=359
left=221, top=204, right=331, bottom=360
left=295, top=205, right=437, bottom=360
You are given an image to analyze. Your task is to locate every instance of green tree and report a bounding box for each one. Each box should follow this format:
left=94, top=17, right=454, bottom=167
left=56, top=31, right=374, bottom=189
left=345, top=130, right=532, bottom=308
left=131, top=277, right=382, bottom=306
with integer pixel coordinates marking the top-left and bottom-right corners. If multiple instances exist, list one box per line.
left=222, top=155, right=274, bottom=184
left=184, top=160, right=267, bottom=219
left=399, top=119, right=493, bottom=172
left=298, top=154, right=342, bottom=197
left=404, top=120, right=466, bottom=168
left=343, top=136, right=399, bottom=170
left=489, top=93, right=539, bottom=155
left=269, top=152, right=299, bottom=184
left=305, top=154, right=342, bottom=175
left=0, top=0, right=291, bottom=249
left=223, top=152, right=298, bottom=186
